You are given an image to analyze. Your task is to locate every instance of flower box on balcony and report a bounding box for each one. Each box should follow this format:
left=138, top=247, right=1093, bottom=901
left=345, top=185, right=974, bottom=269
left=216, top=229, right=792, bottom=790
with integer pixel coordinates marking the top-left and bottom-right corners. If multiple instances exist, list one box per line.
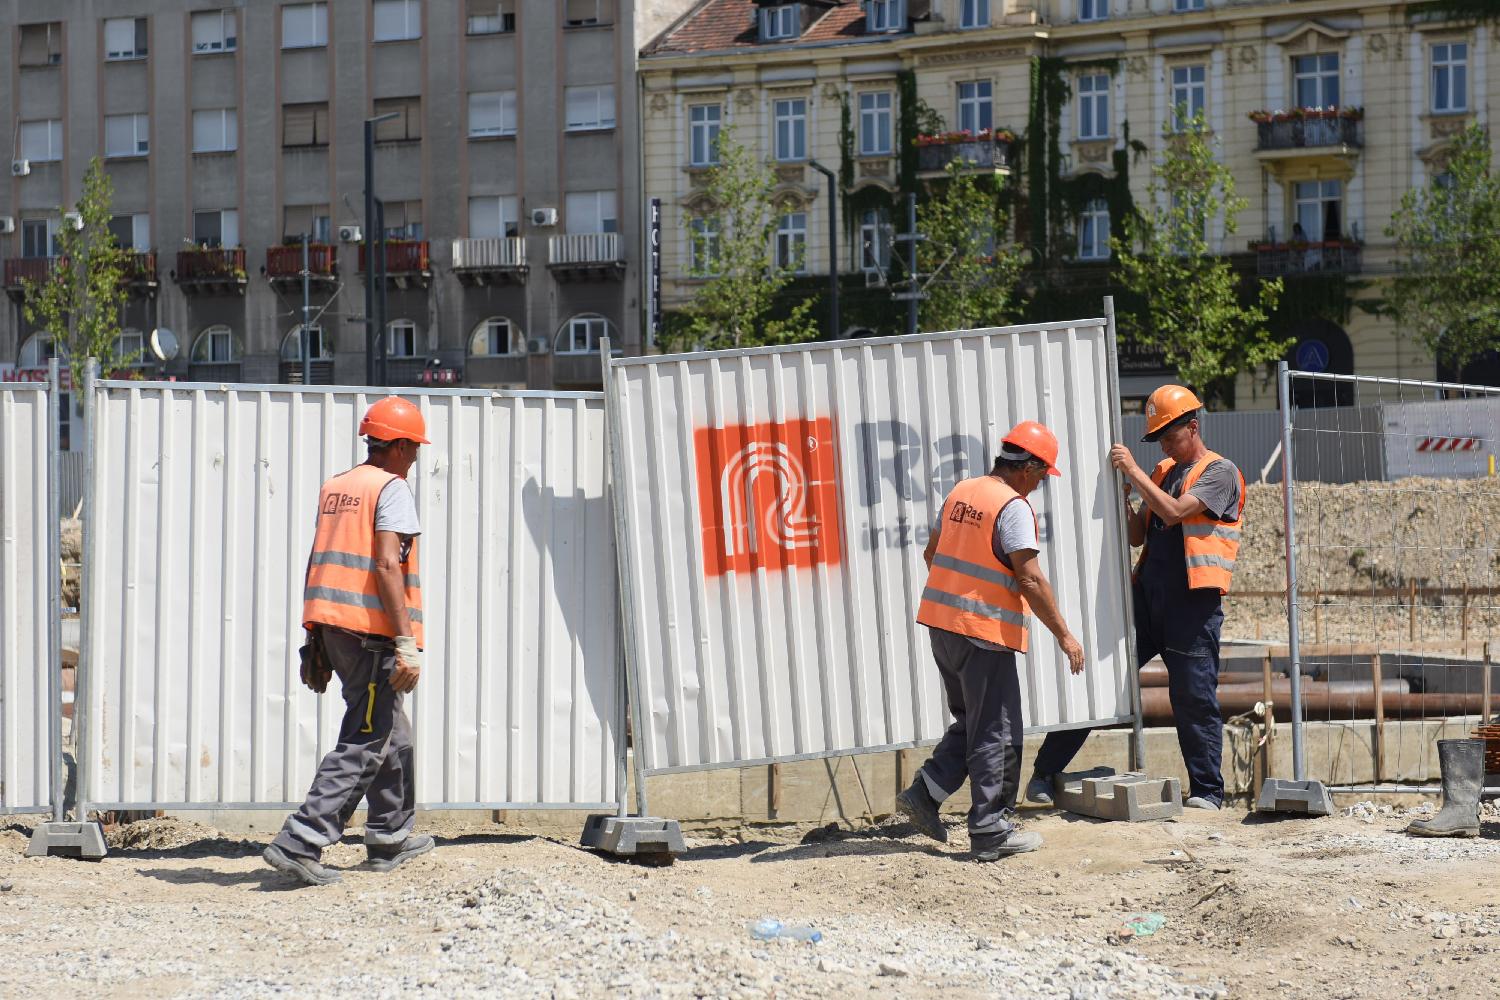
left=266, top=243, right=337, bottom=279
left=1252, top=239, right=1363, bottom=276
left=914, top=129, right=1017, bottom=176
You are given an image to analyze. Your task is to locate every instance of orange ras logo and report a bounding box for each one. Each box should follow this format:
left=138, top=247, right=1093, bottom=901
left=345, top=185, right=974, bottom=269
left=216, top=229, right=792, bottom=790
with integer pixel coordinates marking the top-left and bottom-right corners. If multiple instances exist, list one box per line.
left=694, top=417, right=843, bottom=577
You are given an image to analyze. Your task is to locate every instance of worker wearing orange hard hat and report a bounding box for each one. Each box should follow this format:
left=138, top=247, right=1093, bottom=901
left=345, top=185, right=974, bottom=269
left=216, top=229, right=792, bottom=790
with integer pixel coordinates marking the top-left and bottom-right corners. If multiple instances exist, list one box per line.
left=265, top=396, right=435, bottom=886
left=896, top=420, right=1087, bottom=861
left=1028, top=385, right=1245, bottom=812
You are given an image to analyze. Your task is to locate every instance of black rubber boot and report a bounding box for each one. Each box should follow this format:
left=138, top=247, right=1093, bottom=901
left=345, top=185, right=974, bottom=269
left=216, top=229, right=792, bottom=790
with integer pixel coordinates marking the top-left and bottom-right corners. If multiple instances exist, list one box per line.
left=895, top=775, right=948, bottom=843
left=1406, top=739, right=1483, bottom=838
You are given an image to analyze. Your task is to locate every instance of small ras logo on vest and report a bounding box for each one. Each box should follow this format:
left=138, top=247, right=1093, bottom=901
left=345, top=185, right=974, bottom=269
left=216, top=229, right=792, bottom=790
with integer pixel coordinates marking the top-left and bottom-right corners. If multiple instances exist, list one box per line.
left=948, top=501, right=983, bottom=526
left=322, top=493, right=362, bottom=516
left=694, top=417, right=843, bottom=577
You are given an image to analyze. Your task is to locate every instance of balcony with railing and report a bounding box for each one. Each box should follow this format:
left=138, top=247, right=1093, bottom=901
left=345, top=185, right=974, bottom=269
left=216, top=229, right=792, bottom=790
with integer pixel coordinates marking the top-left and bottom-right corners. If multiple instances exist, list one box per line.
left=357, top=240, right=432, bottom=288
left=3, top=256, right=62, bottom=298
left=547, top=232, right=624, bottom=280
left=915, top=130, right=1017, bottom=179
left=174, top=248, right=247, bottom=295
left=266, top=244, right=337, bottom=284
left=1251, top=109, right=1362, bottom=177
left=451, top=237, right=528, bottom=285
left=1252, top=239, right=1364, bottom=276
left=123, top=251, right=159, bottom=292
left=383, top=357, right=465, bottom=387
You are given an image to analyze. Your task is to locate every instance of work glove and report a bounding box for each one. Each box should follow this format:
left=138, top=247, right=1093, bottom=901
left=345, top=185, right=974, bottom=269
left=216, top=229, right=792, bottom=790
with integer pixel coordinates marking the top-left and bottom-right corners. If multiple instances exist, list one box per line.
left=392, top=635, right=423, bottom=693
left=299, top=633, right=333, bottom=694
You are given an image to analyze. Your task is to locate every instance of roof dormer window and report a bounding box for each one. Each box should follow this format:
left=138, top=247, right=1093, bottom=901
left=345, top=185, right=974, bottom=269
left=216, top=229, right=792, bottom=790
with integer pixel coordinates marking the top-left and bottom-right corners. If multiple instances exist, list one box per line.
left=761, top=4, right=800, bottom=41
left=866, top=0, right=905, bottom=33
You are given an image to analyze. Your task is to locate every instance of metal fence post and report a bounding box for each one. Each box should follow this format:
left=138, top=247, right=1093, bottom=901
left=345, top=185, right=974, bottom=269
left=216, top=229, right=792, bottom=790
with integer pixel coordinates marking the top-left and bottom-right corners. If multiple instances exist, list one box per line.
left=46, top=360, right=65, bottom=823
left=1277, top=361, right=1306, bottom=782
left=77, top=359, right=100, bottom=821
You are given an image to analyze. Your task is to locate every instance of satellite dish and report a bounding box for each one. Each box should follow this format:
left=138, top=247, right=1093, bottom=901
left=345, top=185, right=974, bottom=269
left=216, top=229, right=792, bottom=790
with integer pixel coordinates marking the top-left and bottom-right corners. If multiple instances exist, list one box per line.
left=149, top=327, right=180, bottom=362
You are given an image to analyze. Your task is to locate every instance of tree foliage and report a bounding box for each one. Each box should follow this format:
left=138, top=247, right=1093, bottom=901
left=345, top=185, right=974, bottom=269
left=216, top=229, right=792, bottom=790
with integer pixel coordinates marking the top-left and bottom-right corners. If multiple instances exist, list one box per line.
left=22, top=158, right=135, bottom=389
left=915, top=162, right=1026, bottom=331
left=1385, top=123, right=1500, bottom=370
left=1112, top=112, right=1285, bottom=405
left=670, top=127, right=820, bottom=351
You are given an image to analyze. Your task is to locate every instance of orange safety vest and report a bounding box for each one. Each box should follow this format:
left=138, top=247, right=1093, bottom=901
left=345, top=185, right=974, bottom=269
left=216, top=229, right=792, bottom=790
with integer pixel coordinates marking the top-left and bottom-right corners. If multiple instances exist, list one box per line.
left=916, top=475, right=1033, bottom=652
left=1139, top=450, right=1245, bottom=595
left=302, top=464, right=424, bottom=645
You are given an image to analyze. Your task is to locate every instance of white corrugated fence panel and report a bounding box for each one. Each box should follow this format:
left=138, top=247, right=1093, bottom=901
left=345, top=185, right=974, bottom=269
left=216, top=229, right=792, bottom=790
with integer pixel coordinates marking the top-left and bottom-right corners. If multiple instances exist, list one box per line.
left=1380, top=396, right=1500, bottom=480
left=609, top=322, right=1134, bottom=776
left=81, top=383, right=618, bottom=810
left=0, top=385, right=53, bottom=813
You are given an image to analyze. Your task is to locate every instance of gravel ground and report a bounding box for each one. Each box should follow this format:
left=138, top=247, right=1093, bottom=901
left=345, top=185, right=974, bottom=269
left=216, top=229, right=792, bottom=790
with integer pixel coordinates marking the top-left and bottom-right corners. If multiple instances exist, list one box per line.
left=4, top=804, right=1498, bottom=999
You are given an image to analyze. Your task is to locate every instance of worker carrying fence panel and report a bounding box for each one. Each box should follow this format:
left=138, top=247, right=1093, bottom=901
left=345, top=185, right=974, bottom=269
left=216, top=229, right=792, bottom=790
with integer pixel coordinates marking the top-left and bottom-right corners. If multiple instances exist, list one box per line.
left=895, top=420, right=1087, bottom=861
left=264, top=396, right=436, bottom=887
left=1029, top=385, right=1246, bottom=811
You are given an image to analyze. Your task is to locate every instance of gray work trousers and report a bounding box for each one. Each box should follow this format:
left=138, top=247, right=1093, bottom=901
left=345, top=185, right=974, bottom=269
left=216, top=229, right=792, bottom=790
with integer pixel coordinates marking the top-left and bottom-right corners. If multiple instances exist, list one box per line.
left=917, top=627, right=1025, bottom=837
left=272, top=626, right=415, bottom=859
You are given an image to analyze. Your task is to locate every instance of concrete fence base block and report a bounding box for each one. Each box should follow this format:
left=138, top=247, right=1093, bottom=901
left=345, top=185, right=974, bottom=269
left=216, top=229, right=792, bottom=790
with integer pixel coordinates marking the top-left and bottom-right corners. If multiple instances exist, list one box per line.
left=25, top=821, right=108, bottom=860
left=1054, top=767, right=1184, bottom=822
left=579, top=815, right=685, bottom=860
left=1256, top=778, right=1335, bottom=817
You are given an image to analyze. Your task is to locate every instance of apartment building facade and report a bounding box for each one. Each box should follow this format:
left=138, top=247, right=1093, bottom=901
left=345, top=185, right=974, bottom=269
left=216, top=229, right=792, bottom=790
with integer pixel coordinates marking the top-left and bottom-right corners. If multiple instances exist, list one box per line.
left=640, top=0, right=1499, bottom=407
left=2, top=0, right=698, bottom=424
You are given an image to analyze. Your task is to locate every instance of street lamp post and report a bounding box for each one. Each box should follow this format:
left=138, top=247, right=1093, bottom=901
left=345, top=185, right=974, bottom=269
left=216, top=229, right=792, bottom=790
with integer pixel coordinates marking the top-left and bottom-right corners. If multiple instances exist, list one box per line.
left=808, top=160, right=839, bottom=340
left=364, top=113, right=399, bottom=386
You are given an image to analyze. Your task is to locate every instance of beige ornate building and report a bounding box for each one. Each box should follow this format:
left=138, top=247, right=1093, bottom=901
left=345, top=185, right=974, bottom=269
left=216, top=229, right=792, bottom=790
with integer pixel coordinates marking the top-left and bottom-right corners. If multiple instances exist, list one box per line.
left=640, top=0, right=1498, bottom=407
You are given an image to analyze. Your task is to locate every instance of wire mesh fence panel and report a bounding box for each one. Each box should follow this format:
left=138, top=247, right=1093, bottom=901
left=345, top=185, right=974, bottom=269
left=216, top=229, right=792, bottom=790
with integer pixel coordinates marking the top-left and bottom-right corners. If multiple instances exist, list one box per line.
left=1282, top=371, right=1499, bottom=793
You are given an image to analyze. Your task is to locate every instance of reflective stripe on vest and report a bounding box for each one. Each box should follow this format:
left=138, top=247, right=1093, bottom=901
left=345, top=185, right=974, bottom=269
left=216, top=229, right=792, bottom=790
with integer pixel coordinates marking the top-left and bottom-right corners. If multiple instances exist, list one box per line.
left=915, top=475, right=1032, bottom=652
left=1140, top=451, right=1244, bottom=595
left=302, top=464, right=424, bottom=645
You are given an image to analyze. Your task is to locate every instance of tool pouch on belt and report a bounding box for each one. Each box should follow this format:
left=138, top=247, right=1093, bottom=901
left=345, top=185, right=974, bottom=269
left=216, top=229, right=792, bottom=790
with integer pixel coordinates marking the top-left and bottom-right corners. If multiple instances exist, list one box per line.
left=299, top=628, right=334, bottom=694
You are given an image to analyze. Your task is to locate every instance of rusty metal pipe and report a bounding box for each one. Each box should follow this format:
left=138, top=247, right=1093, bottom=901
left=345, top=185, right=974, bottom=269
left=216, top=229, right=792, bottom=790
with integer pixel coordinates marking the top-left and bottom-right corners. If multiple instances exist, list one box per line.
left=1141, top=686, right=1500, bottom=724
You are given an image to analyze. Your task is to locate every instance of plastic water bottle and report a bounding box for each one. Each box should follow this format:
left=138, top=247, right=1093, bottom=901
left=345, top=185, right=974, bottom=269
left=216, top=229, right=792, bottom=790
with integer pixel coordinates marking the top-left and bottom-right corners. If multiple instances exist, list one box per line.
left=749, top=917, right=822, bottom=943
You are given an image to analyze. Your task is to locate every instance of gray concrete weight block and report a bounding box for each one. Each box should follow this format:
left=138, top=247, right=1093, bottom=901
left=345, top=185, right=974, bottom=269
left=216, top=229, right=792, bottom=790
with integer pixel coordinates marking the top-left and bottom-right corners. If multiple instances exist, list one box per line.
left=1255, top=778, right=1334, bottom=816
left=26, top=821, right=108, bottom=859
left=579, top=815, right=685, bottom=859
left=1054, top=767, right=1184, bottom=822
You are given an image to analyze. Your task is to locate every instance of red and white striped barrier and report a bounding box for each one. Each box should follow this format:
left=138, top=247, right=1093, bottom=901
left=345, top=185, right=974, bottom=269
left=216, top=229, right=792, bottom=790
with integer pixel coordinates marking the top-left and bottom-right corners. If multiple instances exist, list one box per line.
left=1415, top=436, right=1481, bottom=452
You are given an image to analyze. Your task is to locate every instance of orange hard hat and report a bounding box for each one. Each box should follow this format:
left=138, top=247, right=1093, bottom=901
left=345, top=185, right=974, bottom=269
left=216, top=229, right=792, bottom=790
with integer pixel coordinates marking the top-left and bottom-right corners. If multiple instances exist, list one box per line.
left=1001, top=420, right=1062, bottom=477
left=360, top=396, right=430, bottom=445
left=1142, top=384, right=1203, bottom=442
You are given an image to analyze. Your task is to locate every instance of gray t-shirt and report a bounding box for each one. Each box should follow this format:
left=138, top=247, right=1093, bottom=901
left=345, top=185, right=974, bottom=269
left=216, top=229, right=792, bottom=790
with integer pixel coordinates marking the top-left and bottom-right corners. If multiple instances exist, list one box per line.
left=375, top=478, right=421, bottom=561
left=930, top=490, right=1038, bottom=654
left=1152, top=457, right=1241, bottom=529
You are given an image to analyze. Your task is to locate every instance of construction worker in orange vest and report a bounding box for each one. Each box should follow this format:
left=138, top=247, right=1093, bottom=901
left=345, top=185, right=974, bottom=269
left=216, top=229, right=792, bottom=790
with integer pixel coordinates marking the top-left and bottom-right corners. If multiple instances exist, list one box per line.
left=895, top=420, right=1087, bottom=860
left=1028, top=385, right=1245, bottom=811
left=264, top=396, right=434, bottom=886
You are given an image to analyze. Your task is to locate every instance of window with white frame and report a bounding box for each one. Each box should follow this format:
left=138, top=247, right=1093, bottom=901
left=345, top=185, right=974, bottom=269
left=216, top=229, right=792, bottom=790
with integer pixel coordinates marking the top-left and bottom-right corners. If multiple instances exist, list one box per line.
left=957, top=80, right=992, bottom=134
left=386, top=320, right=420, bottom=358
left=866, top=0, right=904, bottom=33
left=1077, top=73, right=1110, bottom=140
left=104, top=17, right=148, bottom=60
left=465, top=0, right=515, bottom=34
left=1293, top=53, right=1339, bottom=109
left=1172, top=0, right=1205, bottom=11
left=468, top=91, right=517, bottom=137
left=193, top=209, right=239, bottom=247
left=774, top=98, right=808, bottom=161
left=556, top=314, right=611, bottom=355
left=1170, top=65, right=1206, bottom=130
left=1078, top=0, right=1107, bottom=22
left=1294, top=179, right=1343, bottom=242
left=470, top=317, right=522, bottom=356
left=761, top=4, right=799, bottom=41
left=21, top=220, right=60, bottom=258
left=468, top=195, right=519, bottom=238
left=960, top=0, right=989, bottom=30
left=1432, top=42, right=1469, bottom=113
left=191, top=10, right=237, bottom=53
left=564, top=0, right=612, bottom=26
left=689, top=216, right=721, bottom=274
left=282, top=3, right=328, bottom=48
left=775, top=212, right=807, bottom=272
left=689, top=103, right=722, bottom=166
left=380, top=201, right=423, bottom=240
left=281, top=325, right=331, bottom=361
left=1077, top=199, right=1110, bottom=260
left=114, top=330, right=149, bottom=366
left=859, top=92, right=893, bottom=155
left=19, top=332, right=61, bottom=366
left=192, top=109, right=238, bottom=152
left=564, top=190, right=618, bottom=234
left=107, top=213, right=151, bottom=251
left=192, top=325, right=241, bottom=364
left=283, top=204, right=331, bottom=243
left=373, top=0, right=421, bottom=41
left=104, top=114, right=150, bottom=158
left=19, top=120, right=63, bottom=162
left=860, top=208, right=891, bottom=272
left=565, top=85, right=615, bottom=130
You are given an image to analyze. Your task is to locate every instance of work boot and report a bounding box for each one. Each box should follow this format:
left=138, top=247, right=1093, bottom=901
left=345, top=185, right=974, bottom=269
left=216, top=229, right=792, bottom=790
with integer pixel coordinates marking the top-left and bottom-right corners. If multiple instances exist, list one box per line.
left=1407, top=739, right=1483, bottom=838
left=263, top=843, right=342, bottom=887
left=895, top=776, right=948, bottom=843
left=971, top=829, right=1042, bottom=861
left=1025, top=773, right=1055, bottom=806
left=367, top=833, right=436, bottom=872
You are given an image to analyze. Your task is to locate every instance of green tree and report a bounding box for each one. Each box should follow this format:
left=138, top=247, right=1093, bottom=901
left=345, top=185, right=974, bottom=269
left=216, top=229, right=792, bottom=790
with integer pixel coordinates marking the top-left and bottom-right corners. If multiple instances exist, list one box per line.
left=1112, top=111, right=1285, bottom=406
left=21, top=158, right=135, bottom=389
left=916, top=161, right=1026, bottom=331
left=1385, top=123, right=1500, bottom=371
left=672, top=126, right=819, bottom=351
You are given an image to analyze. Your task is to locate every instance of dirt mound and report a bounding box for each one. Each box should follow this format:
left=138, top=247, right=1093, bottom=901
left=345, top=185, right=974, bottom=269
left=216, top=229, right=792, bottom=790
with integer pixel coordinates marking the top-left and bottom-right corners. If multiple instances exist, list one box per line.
left=106, top=817, right=221, bottom=851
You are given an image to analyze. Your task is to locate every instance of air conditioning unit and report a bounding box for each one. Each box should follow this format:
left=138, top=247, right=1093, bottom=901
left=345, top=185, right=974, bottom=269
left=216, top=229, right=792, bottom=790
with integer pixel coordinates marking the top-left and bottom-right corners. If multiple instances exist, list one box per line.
left=530, top=207, right=558, bottom=227
left=526, top=337, right=549, bottom=355
left=0, top=217, right=15, bottom=235
left=337, top=224, right=363, bottom=243
left=11, top=159, right=31, bottom=177
left=63, top=212, right=84, bottom=231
